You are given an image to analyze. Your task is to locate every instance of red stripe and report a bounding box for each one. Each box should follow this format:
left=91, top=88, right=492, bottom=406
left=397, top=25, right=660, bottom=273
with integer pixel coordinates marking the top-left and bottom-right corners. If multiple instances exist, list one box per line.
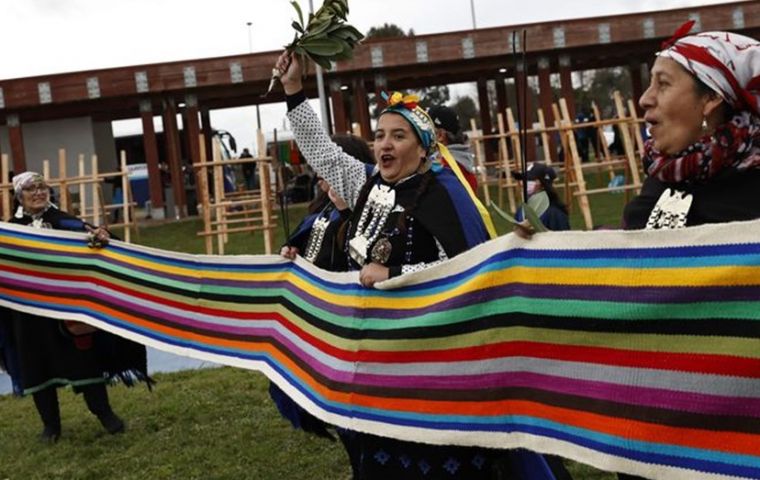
left=356, top=342, right=760, bottom=377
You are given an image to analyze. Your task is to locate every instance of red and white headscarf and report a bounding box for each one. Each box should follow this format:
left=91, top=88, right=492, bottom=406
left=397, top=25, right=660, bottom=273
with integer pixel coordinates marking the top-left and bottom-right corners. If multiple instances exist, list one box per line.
left=658, top=22, right=760, bottom=115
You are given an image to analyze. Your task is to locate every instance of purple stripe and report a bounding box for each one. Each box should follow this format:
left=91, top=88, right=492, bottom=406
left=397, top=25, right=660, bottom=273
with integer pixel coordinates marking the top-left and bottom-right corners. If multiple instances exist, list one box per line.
left=349, top=370, right=760, bottom=417
left=361, top=283, right=760, bottom=319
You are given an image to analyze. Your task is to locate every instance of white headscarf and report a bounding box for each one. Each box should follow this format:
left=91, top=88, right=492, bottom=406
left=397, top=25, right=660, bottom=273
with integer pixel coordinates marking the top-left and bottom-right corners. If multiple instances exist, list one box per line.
left=658, top=25, right=760, bottom=115
left=12, top=171, right=44, bottom=198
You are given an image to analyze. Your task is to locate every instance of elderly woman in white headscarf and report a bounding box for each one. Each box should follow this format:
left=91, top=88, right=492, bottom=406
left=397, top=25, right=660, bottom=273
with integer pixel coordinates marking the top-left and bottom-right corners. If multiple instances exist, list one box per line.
left=0, top=172, right=151, bottom=443
left=623, top=22, right=760, bottom=230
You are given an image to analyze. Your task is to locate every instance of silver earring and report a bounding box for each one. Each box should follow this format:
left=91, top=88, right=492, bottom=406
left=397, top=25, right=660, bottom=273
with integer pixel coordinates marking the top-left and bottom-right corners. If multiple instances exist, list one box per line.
left=701, top=118, right=708, bottom=132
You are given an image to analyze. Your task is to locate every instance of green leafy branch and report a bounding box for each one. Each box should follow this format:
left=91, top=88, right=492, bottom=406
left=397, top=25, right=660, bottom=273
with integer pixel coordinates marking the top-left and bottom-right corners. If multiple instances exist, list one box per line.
left=263, top=0, right=364, bottom=96
left=489, top=191, right=550, bottom=233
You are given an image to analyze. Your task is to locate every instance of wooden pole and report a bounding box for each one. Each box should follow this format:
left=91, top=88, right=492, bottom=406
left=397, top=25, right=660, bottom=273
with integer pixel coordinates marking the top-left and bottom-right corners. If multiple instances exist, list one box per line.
left=469, top=118, right=490, bottom=206
left=536, top=108, right=553, bottom=165
left=78, top=154, right=87, bottom=219
left=613, top=91, right=642, bottom=192
left=496, top=113, right=516, bottom=212
left=58, top=149, right=69, bottom=211
left=198, top=134, right=214, bottom=254
left=258, top=130, right=274, bottom=254
left=1, top=154, right=9, bottom=221
left=120, top=151, right=131, bottom=243
left=560, top=98, right=594, bottom=229
left=212, top=137, right=226, bottom=253
left=91, top=155, right=101, bottom=226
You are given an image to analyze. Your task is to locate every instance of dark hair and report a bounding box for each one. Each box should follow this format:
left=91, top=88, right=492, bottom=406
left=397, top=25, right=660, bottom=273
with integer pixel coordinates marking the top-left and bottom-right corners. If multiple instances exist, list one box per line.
left=540, top=178, right=568, bottom=215
left=442, top=129, right=468, bottom=145
left=308, top=134, right=374, bottom=214
left=692, top=76, right=734, bottom=123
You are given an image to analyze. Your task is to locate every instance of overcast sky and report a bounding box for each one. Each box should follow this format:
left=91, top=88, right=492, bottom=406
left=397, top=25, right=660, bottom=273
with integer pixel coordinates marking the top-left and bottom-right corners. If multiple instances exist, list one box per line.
left=0, top=0, right=742, bottom=153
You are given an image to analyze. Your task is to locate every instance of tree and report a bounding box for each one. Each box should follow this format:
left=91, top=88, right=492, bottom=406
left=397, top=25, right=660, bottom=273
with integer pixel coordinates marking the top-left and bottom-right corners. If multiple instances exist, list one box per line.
left=366, top=23, right=415, bottom=39
left=450, top=95, right=480, bottom=131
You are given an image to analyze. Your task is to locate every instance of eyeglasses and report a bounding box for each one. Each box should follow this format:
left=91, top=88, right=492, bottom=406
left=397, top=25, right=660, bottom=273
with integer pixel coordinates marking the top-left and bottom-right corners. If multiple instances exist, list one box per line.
left=21, top=184, right=49, bottom=195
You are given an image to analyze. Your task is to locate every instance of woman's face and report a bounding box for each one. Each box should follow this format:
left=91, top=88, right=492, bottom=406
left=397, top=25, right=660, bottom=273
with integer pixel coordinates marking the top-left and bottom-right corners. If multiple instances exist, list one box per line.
left=373, top=113, right=426, bottom=183
left=639, top=56, right=712, bottom=155
left=19, top=181, right=49, bottom=215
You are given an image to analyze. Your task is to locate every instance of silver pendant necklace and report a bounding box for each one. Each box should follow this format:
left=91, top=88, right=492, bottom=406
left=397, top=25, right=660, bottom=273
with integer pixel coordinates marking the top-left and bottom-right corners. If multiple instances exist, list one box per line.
left=348, top=184, right=396, bottom=265
left=645, top=188, right=693, bottom=230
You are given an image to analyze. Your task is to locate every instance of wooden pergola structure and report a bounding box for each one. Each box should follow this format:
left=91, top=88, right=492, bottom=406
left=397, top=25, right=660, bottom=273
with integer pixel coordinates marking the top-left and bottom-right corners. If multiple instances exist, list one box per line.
left=0, top=1, right=757, bottom=217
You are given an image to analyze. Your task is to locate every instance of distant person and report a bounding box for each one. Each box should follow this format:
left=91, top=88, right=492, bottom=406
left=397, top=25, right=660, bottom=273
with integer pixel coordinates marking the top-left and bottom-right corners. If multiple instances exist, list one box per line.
left=428, top=105, right=479, bottom=191
left=0, top=172, right=152, bottom=442
left=513, top=162, right=570, bottom=231
left=574, top=108, right=595, bottom=162
left=240, top=148, right=257, bottom=190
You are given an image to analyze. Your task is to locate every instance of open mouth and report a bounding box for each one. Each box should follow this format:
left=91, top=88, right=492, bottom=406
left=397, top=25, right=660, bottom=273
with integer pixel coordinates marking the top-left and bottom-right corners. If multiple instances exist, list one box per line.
left=379, top=154, right=395, bottom=167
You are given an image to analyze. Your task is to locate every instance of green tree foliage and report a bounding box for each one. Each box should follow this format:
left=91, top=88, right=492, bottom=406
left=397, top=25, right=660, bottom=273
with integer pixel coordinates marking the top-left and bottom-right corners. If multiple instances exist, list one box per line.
left=450, top=95, right=480, bottom=130
left=366, top=22, right=415, bottom=38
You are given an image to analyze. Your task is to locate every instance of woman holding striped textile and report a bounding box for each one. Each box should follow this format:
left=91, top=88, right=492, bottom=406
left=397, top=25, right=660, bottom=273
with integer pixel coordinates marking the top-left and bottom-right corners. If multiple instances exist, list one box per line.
left=274, top=50, right=560, bottom=480
left=621, top=23, right=760, bottom=480
left=0, top=172, right=151, bottom=443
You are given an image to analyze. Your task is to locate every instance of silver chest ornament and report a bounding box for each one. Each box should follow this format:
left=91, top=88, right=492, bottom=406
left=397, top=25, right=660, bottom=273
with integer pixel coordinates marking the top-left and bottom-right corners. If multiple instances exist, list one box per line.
left=645, top=188, right=693, bottom=230
left=348, top=184, right=396, bottom=265
left=303, top=215, right=330, bottom=263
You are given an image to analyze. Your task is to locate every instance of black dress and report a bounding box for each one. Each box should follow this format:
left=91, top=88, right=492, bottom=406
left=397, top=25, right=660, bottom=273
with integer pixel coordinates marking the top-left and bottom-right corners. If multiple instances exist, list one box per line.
left=1, top=207, right=150, bottom=395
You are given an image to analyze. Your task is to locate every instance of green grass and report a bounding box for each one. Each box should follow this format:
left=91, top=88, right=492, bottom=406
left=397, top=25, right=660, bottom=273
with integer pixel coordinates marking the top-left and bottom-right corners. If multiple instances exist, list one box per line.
left=0, top=191, right=627, bottom=479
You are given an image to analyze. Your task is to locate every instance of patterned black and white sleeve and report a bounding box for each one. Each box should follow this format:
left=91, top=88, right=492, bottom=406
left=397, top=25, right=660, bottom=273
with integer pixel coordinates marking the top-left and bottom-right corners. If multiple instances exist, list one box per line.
left=286, top=99, right=368, bottom=210
left=390, top=239, right=449, bottom=278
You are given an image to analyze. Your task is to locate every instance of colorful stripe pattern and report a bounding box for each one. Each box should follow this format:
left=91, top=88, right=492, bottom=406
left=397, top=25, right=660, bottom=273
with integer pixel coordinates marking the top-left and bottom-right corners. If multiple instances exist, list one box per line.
left=0, top=221, right=758, bottom=480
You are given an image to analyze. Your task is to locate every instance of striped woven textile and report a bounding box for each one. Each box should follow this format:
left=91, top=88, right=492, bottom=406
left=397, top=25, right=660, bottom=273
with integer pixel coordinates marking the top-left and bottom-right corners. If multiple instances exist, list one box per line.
left=0, top=221, right=758, bottom=480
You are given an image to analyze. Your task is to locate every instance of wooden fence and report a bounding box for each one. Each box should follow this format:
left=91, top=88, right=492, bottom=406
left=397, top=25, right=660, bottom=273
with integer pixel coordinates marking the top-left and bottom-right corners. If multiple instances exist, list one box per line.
left=0, top=150, right=136, bottom=242
left=470, top=91, right=646, bottom=229
left=195, top=131, right=277, bottom=255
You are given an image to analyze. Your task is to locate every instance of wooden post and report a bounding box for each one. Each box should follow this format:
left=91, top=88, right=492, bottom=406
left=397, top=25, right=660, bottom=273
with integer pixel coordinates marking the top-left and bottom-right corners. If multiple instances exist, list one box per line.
left=258, top=130, right=274, bottom=254
left=627, top=98, right=646, bottom=158
left=1, top=154, right=9, bottom=221
left=211, top=138, right=226, bottom=253
left=58, top=149, right=69, bottom=212
left=505, top=108, right=524, bottom=204
left=120, top=151, right=132, bottom=243
left=91, top=155, right=101, bottom=226
left=469, top=118, right=491, bottom=206
left=496, top=113, right=516, bottom=212
left=560, top=98, right=593, bottom=229
left=553, top=103, right=573, bottom=210
left=536, top=109, right=553, bottom=164
left=613, top=91, right=642, bottom=192
left=198, top=134, right=213, bottom=255
left=78, top=154, right=87, bottom=219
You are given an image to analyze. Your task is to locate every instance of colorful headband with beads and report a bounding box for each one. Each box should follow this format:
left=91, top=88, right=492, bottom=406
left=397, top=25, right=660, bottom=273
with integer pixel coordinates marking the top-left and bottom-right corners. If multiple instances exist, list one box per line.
left=380, top=91, right=437, bottom=153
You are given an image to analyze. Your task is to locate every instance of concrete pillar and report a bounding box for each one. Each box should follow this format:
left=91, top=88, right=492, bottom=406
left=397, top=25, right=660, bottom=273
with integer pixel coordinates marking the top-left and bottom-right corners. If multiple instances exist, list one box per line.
left=329, top=80, right=348, bottom=135
left=495, top=73, right=509, bottom=118
left=162, top=98, right=186, bottom=219
left=515, top=64, right=536, bottom=162
left=353, top=78, right=372, bottom=140
left=559, top=54, right=576, bottom=120
left=200, top=107, right=213, bottom=165
left=139, top=100, right=165, bottom=219
left=7, top=114, right=26, bottom=173
left=537, top=57, right=558, bottom=159
left=629, top=61, right=646, bottom=116
left=183, top=94, right=203, bottom=214
left=476, top=77, right=496, bottom=161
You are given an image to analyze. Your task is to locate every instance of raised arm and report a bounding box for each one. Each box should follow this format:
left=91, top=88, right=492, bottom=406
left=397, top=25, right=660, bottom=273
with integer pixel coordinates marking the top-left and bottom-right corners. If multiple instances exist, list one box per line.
left=277, top=52, right=369, bottom=209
